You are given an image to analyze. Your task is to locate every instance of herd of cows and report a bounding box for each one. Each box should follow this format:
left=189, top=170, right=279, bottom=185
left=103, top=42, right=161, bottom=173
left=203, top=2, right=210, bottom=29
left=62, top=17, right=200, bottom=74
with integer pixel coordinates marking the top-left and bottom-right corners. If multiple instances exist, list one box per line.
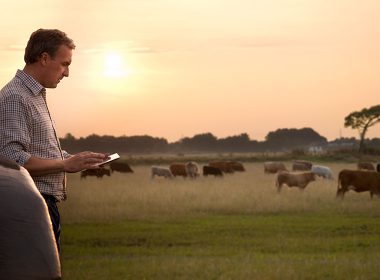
left=80, top=160, right=245, bottom=179
left=264, top=160, right=380, bottom=198
left=80, top=159, right=380, bottom=199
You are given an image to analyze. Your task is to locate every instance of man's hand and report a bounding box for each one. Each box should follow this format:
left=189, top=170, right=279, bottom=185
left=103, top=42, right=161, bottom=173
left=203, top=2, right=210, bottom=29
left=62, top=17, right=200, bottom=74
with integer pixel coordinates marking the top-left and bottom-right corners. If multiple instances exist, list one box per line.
left=63, top=151, right=109, bottom=173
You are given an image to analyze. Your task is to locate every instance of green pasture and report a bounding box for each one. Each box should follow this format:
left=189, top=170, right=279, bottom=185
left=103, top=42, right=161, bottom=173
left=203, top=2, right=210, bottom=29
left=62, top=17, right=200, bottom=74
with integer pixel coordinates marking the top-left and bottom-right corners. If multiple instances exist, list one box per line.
left=60, top=162, right=380, bottom=279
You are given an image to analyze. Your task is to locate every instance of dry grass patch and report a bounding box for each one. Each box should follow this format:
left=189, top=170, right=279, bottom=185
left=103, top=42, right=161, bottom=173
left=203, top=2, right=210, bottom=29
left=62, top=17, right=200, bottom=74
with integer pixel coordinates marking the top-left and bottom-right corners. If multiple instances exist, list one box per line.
left=61, top=162, right=377, bottom=223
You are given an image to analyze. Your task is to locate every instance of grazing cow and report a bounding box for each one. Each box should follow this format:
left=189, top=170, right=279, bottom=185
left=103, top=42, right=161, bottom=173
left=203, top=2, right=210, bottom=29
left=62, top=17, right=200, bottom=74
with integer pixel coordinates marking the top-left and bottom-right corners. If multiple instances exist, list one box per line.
left=209, top=161, right=235, bottom=173
left=203, top=165, right=223, bottom=177
left=311, top=165, right=334, bottom=180
left=170, top=163, right=187, bottom=177
left=337, top=169, right=380, bottom=199
left=80, top=168, right=111, bottom=179
left=264, top=161, right=287, bottom=174
left=0, top=157, right=61, bottom=279
left=292, top=160, right=313, bottom=171
left=185, top=161, right=200, bottom=178
left=110, top=161, right=134, bottom=173
left=228, top=161, right=246, bottom=172
left=276, top=171, right=316, bottom=192
left=170, top=162, right=199, bottom=178
left=377, top=163, right=380, bottom=173
left=357, top=162, right=375, bottom=171
left=151, top=166, right=173, bottom=179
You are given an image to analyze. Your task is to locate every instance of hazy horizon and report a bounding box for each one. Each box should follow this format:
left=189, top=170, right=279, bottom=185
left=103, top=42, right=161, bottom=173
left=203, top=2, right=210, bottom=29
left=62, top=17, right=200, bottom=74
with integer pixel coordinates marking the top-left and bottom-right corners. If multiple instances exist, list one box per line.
left=1, top=0, right=379, bottom=142
left=60, top=126, right=372, bottom=143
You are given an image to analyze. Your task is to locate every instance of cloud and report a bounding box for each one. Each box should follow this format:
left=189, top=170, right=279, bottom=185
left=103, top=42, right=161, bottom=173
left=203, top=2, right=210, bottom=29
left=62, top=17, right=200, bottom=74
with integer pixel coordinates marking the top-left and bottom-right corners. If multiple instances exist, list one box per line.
left=79, top=40, right=162, bottom=55
left=218, top=35, right=305, bottom=49
left=1, top=45, right=24, bottom=51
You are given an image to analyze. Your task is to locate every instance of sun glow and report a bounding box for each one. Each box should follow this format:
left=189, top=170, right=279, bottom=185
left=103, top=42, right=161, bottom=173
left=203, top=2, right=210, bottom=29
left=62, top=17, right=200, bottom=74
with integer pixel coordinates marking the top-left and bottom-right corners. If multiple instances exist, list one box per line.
left=103, top=52, right=131, bottom=78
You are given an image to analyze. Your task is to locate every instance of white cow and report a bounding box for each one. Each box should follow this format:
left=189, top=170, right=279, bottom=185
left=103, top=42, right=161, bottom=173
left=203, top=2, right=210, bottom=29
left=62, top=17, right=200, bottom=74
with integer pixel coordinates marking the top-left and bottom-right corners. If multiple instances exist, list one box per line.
left=311, top=165, right=334, bottom=180
left=185, top=161, right=200, bottom=179
left=151, top=166, right=174, bottom=179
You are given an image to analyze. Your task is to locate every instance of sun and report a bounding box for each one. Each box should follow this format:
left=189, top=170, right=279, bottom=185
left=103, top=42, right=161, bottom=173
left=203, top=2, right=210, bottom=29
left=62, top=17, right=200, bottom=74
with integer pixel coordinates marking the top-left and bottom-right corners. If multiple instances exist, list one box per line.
left=103, top=51, right=131, bottom=78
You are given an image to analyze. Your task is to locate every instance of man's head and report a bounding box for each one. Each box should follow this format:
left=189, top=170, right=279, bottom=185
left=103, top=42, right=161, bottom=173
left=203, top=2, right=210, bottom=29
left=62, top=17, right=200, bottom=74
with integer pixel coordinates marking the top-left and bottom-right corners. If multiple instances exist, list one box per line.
left=24, top=29, right=76, bottom=88
left=24, top=29, right=75, bottom=64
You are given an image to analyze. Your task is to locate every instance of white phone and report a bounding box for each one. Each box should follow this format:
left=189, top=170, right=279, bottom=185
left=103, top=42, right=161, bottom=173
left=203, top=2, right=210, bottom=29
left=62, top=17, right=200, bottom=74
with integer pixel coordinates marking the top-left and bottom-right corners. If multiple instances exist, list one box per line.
left=95, top=153, right=120, bottom=166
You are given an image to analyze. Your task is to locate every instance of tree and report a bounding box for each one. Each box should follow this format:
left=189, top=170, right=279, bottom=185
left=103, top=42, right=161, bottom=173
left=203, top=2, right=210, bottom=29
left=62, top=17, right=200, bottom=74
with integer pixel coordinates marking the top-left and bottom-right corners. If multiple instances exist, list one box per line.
left=344, top=104, right=380, bottom=155
left=63, top=133, right=76, bottom=141
left=218, top=133, right=252, bottom=152
left=264, top=128, right=327, bottom=151
left=178, top=133, right=218, bottom=151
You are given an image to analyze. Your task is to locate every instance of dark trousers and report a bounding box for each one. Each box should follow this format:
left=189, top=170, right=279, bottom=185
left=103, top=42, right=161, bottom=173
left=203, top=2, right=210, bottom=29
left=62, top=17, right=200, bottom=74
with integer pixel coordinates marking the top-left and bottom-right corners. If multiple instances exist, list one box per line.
left=42, top=194, right=61, bottom=253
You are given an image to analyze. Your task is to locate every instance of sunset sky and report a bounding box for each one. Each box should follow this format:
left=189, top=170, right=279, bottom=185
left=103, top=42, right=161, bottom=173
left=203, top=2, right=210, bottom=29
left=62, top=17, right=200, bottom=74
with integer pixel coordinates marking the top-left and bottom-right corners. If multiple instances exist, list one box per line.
left=1, top=0, right=379, bottom=142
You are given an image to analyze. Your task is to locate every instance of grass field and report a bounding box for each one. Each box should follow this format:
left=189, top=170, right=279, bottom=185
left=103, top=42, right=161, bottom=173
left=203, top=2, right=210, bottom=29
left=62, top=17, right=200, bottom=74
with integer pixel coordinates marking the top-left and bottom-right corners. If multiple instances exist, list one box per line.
left=60, top=162, right=380, bottom=279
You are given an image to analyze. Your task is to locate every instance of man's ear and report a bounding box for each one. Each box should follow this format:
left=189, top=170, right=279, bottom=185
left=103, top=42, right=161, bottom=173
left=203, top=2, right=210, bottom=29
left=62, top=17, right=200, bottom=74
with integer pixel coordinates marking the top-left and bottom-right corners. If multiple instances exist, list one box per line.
left=40, top=52, right=49, bottom=66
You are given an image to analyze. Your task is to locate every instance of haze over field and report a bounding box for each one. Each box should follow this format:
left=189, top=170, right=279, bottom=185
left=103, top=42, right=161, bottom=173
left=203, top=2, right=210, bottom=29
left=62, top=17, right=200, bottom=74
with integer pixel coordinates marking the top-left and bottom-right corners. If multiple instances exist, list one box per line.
left=1, top=0, right=379, bottom=142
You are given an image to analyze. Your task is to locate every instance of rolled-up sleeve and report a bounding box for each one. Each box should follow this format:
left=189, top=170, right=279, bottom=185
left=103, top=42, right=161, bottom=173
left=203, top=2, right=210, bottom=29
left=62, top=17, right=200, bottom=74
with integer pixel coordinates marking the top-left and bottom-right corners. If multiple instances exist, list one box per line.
left=62, top=150, right=71, bottom=159
left=0, top=94, right=32, bottom=165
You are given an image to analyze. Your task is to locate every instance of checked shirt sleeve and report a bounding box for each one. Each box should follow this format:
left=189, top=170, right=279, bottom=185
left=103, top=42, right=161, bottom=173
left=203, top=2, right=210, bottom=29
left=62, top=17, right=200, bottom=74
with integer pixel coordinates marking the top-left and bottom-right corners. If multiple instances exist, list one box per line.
left=0, top=94, right=32, bottom=165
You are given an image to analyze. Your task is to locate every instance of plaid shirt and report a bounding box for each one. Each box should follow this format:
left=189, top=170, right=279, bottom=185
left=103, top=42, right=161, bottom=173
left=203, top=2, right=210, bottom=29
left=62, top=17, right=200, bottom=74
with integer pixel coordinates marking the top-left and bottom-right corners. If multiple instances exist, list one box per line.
left=0, top=70, right=69, bottom=201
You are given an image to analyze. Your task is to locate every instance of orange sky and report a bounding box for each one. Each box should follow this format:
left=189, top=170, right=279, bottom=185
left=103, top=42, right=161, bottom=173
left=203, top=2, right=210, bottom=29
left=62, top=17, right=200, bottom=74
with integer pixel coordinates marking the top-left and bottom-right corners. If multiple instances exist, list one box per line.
left=1, top=0, right=379, bottom=142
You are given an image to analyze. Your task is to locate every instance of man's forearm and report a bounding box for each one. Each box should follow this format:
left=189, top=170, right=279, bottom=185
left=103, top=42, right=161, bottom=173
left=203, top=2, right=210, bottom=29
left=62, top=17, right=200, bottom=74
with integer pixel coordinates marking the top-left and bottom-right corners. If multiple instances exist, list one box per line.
left=24, top=156, right=65, bottom=176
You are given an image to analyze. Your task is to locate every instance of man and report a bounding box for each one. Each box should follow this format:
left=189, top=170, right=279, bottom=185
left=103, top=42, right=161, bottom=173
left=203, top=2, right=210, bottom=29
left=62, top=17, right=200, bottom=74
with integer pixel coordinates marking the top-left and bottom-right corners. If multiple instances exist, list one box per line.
left=0, top=29, right=108, bottom=252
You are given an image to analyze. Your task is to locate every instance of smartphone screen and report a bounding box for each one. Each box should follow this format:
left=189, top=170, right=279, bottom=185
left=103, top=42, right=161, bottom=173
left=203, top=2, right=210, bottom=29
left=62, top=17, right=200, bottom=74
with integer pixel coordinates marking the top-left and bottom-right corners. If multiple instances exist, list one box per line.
left=95, top=153, right=120, bottom=166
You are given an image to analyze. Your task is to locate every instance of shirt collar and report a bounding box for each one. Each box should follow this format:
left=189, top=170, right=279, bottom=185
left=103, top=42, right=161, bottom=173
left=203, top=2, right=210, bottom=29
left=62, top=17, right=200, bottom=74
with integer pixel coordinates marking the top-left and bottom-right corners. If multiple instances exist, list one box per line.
left=15, top=69, right=46, bottom=96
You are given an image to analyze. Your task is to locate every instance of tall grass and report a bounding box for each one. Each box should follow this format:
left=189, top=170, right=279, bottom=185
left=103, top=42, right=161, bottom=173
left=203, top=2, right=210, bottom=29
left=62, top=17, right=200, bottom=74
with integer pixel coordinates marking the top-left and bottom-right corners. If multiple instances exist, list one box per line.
left=61, top=162, right=380, bottom=223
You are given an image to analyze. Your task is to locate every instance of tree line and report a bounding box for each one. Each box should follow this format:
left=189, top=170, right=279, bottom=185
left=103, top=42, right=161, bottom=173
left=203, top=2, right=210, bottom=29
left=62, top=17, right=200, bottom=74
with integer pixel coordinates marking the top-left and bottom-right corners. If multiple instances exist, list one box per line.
left=59, top=127, right=380, bottom=154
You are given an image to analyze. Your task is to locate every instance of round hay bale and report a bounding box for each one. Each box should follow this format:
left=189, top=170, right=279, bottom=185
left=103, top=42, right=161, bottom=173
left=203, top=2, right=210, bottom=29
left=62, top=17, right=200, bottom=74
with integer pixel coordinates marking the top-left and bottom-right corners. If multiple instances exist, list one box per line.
left=0, top=158, right=61, bottom=279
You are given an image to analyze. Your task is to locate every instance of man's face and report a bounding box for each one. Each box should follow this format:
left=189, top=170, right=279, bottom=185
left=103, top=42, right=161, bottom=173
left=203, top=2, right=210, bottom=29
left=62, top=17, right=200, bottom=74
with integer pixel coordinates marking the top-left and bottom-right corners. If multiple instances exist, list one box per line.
left=42, top=45, right=72, bottom=88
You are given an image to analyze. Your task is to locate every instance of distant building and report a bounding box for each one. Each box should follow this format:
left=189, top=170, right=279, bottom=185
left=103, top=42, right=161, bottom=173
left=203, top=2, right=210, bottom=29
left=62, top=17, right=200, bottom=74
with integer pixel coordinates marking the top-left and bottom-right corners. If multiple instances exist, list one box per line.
left=307, top=146, right=324, bottom=154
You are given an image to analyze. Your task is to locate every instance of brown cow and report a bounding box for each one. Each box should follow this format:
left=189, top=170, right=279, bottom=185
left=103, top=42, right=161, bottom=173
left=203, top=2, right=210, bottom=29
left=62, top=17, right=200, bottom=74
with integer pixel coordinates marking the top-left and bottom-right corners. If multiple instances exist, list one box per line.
left=109, top=161, right=134, bottom=173
left=337, top=169, right=380, bottom=199
left=81, top=168, right=111, bottom=179
left=209, top=161, right=235, bottom=173
left=377, top=163, right=380, bottom=173
left=357, top=162, right=375, bottom=171
left=170, top=163, right=187, bottom=177
left=228, top=161, right=245, bottom=172
left=264, top=161, right=287, bottom=174
left=203, top=165, right=223, bottom=177
left=292, top=160, right=312, bottom=171
left=170, top=162, right=199, bottom=178
left=276, top=171, right=316, bottom=192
